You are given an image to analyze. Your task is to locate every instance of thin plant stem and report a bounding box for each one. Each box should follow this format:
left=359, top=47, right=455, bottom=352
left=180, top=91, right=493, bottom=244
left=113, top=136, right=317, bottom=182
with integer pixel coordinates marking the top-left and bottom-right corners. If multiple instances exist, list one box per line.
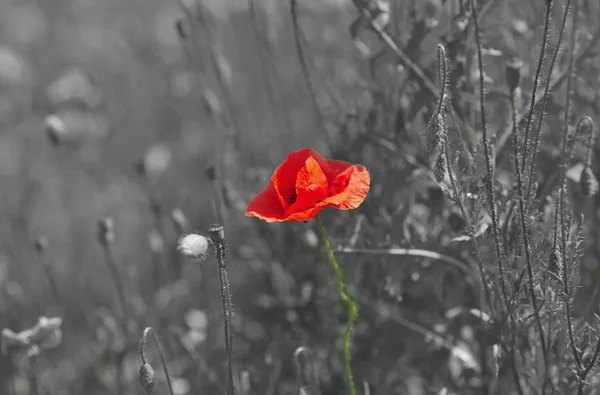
left=525, top=0, right=573, bottom=202
left=336, top=246, right=469, bottom=273
left=169, top=327, right=226, bottom=392
left=559, top=188, right=582, bottom=371
left=27, top=357, right=40, bottom=395
left=470, top=0, right=510, bottom=310
left=495, top=21, right=600, bottom=155
left=33, top=246, right=62, bottom=305
left=578, top=325, right=600, bottom=394
left=509, top=86, right=549, bottom=377
left=209, top=225, right=235, bottom=395
left=101, top=244, right=128, bottom=320
left=289, top=0, right=334, bottom=149
left=521, top=0, right=553, bottom=173
left=140, top=327, right=175, bottom=395
left=315, top=214, right=357, bottom=395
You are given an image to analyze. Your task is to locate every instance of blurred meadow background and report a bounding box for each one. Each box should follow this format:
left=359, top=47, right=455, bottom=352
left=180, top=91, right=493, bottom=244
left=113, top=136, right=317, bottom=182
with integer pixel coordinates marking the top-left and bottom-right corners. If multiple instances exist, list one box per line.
left=1, top=0, right=600, bottom=394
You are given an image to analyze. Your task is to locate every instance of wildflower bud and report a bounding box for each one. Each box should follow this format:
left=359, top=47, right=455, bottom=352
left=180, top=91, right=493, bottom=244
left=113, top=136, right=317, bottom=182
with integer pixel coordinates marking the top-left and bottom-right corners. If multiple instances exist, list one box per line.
left=548, top=248, right=563, bottom=279
left=97, top=217, right=115, bottom=247
left=139, top=362, right=156, bottom=393
left=32, top=236, right=49, bottom=254
left=293, top=346, right=319, bottom=391
left=177, top=234, right=210, bottom=261
left=580, top=166, right=599, bottom=197
left=44, top=114, right=67, bottom=147
left=426, top=113, right=446, bottom=153
left=434, top=152, right=447, bottom=183
left=505, top=58, right=522, bottom=92
left=171, top=208, right=190, bottom=233
left=205, top=165, right=217, bottom=182
left=577, top=116, right=594, bottom=138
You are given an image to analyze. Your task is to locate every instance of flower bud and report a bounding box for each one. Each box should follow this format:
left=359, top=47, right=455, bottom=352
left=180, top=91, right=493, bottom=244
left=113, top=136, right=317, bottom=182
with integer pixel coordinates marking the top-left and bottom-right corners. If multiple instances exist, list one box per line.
left=580, top=166, right=599, bottom=197
left=505, top=58, right=522, bottom=92
left=426, top=113, right=446, bottom=153
left=434, top=152, right=447, bottom=183
left=177, top=234, right=210, bottom=261
left=548, top=248, right=562, bottom=279
left=577, top=116, right=595, bottom=138
left=139, top=362, right=156, bottom=393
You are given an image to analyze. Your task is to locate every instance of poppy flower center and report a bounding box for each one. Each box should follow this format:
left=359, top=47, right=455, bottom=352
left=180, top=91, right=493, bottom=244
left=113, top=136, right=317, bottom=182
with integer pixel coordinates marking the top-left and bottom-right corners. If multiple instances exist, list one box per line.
left=288, top=191, right=297, bottom=205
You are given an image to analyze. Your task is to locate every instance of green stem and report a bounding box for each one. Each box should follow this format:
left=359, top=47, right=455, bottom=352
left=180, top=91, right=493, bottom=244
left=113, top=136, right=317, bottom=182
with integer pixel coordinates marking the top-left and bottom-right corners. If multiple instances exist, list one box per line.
left=315, top=214, right=357, bottom=395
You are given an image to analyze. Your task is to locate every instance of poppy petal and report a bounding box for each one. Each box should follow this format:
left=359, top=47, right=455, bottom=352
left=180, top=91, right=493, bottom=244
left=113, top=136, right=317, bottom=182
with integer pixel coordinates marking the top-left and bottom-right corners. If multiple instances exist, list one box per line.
left=324, top=159, right=352, bottom=182
left=271, top=149, right=329, bottom=210
left=245, top=181, right=287, bottom=222
left=284, top=157, right=329, bottom=218
left=283, top=205, right=326, bottom=222
left=323, top=164, right=370, bottom=210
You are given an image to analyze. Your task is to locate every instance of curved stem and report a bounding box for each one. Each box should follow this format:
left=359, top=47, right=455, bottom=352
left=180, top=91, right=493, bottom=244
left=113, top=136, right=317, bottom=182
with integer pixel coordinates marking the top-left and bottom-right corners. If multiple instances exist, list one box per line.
left=141, top=327, right=175, bottom=395
left=316, top=214, right=357, bottom=395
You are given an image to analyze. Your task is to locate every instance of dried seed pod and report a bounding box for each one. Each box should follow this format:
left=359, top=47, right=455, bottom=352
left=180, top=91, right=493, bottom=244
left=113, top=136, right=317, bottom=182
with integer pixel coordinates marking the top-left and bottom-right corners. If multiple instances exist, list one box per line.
left=139, top=362, right=156, bottom=393
left=580, top=166, right=599, bottom=197
left=505, top=58, right=522, bottom=92
left=426, top=113, right=446, bottom=153
left=434, top=152, right=447, bottom=183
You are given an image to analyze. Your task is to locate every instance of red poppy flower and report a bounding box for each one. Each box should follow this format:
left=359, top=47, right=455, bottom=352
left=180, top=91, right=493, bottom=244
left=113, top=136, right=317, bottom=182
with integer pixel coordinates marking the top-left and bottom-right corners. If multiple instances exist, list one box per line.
left=245, top=148, right=370, bottom=222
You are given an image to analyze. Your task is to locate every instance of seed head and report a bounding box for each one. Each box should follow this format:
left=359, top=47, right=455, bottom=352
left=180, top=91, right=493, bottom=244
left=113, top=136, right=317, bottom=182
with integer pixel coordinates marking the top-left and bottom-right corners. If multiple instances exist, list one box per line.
left=426, top=113, right=446, bottom=153
left=505, top=58, right=522, bottom=92
left=580, top=166, right=599, bottom=197
left=139, top=362, right=156, bottom=393
left=434, top=152, right=447, bottom=183
left=177, top=234, right=210, bottom=261
left=208, top=224, right=225, bottom=244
